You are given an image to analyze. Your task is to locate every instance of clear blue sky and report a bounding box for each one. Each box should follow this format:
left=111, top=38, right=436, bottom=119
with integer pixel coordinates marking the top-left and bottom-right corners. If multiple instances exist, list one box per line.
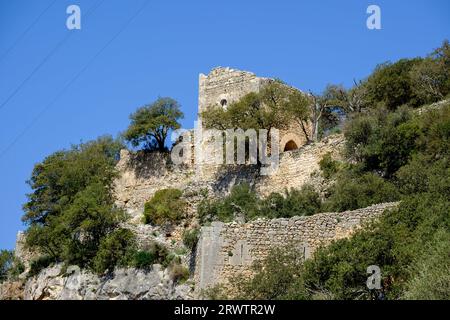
left=0, top=0, right=448, bottom=250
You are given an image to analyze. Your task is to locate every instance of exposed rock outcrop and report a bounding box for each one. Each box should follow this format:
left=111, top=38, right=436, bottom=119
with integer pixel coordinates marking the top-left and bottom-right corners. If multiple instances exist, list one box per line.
left=22, top=264, right=193, bottom=300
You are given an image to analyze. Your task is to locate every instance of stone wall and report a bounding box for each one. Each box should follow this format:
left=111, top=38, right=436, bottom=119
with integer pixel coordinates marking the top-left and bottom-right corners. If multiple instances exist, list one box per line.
left=194, top=202, right=399, bottom=292
left=256, top=134, right=344, bottom=196
left=197, top=67, right=307, bottom=177
left=113, top=134, right=346, bottom=218
left=198, top=67, right=264, bottom=114
left=113, top=149, right=196, bottom=218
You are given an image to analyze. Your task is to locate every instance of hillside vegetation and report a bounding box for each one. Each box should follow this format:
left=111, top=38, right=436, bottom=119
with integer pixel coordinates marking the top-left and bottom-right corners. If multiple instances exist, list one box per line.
left=1, top=41, right=449, bottom=300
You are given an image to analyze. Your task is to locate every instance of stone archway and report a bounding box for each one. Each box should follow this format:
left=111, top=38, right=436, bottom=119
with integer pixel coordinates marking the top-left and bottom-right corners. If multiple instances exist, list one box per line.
left=284, top=140, right=298, bottom=151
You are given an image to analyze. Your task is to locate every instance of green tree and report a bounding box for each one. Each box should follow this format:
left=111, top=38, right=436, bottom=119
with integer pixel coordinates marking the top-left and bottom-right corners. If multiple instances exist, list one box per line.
left=323, top=171, right=399, bottom=212
left=364, top=58, right=423, bottom=110
left=123, top=97, right=184, bottom=151
left=92, top=228, right=136, bottom=274
left=410, top=40, right=450, bottom=103
left=0, top=250, right=13, bottom=282
left=22, top=136, right=123, bottom=225
left=22, top=136, right=127, bottom=269
left=344, top=107, right=420, bottom=178
left=201, top=81, right=293, bottom=139
left=284, top=89, right=312, bottom=142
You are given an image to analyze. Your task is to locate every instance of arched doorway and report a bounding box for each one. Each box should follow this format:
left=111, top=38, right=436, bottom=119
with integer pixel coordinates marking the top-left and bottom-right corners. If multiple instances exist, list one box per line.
left=284, top=140, right=298, bottom=152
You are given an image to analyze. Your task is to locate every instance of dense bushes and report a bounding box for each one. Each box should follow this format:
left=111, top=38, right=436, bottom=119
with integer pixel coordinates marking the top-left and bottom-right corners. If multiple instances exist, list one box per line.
left=0, top=251, right=23, bottom=282
left=318, top=152, right=340, bottom=179
left=226, top=187, right=448, bottom=300
left=198, top=184, right=259, bottom=223
left=168, top=262, right=190, bottom=284
left=22, top=136, right=130, bottom=273
left=0, top=250, right=13, bottom=282
left=261, top=186, right=322, bottom=218
left=182, top=228, right=200, bottom=250
left=28, top=255, right=54, bottom=278
left=198, top=184, right=322, bottom=223
left=224, top=104, right=450, bottom=300
left=360, top=41, right=449, bottom=111
left=364, top=58, right=424, bottom=110
left=344, top=107, right=420, bottom=178
left=232, top=246, right=308, bottom=300
left=92, top=228, right=136, bottom=274
left=403, top=230, right=450, bottom=300
left=304, top=187, right=449, bottom=300
left=143, top=188, right=186, bottom=225
left=323, top=171, right=399, bottom=212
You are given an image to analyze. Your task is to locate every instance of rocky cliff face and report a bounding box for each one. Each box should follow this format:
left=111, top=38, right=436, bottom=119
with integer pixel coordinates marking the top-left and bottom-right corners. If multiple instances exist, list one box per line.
left=4, top=264, right=193, bottom=300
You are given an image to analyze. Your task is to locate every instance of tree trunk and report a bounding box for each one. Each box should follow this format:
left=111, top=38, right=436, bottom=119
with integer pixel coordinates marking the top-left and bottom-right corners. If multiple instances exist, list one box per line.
left=313, top=119, right=319, bottom=142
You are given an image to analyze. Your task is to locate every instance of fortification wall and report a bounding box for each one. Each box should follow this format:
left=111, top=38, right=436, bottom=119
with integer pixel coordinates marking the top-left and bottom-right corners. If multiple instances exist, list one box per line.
left=113, top=135, right=345, bottom=216
left=194, top=202, right=399, bottom=293
left=257, top=134, right=345, bottom=196
left=113, top=149, right=196, bottom=218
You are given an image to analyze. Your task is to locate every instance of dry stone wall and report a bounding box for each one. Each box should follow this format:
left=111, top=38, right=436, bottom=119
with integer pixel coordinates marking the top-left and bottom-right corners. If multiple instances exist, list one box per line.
left=194, top=202, right=399, bottom=292
left=114, top=135, right=346, bottom=215
left=113, top=149, right=196, bottom=218
left=257, top=134, right=345, bottom=196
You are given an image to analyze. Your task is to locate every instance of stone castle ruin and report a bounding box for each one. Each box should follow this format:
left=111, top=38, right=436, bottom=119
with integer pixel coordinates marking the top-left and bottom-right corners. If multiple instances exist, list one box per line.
left=195, top=67, right=308, bottom=178
left=3, top=67, right=399, bottom=300
left=198, top=67, right=307, bottom=152
left=111, top=67, right=397, bottom=295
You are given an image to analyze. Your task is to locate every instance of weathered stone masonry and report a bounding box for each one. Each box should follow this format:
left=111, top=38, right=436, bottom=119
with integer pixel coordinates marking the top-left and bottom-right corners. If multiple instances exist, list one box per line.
left=194, top=202, right=399, bottom=292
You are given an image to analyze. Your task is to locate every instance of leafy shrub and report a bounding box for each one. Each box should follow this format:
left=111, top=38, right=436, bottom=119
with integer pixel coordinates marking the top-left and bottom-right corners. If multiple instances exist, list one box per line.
left=198, top=184, right=259, bottom=223
left=319, top=152, right=340, bottom=179
left=363, top=58, right=423, bottom=110
left=28, top=255, right=54, bottom=278
left=142, top=242, right=172, bottom=268
left=323, top=171, right=399, bottom=212
left=199, top=184, right=322, bottom=223
left=344, top=107, right=420, bottom=178
left=403, top=230, right=450, bottom=300
left=168, top=262, right=190, bottom=284
left=182, top=228, right=200, bottom=250
left=22, top=137, right=126, bottom=271
left=0, top=250, right=13, bottom=282
left=143, top=188, right=186, bottom=225
left=261, top=185, right=322, bottom=218
left=231, top=246, right=308, bottom=300
left=304, top=189, right=449, bottom=300
left=92, top=228, right=136, bottom=274
left=132, top=251, right=156, bottom=271
left=201, top=284, right=230, bottom=300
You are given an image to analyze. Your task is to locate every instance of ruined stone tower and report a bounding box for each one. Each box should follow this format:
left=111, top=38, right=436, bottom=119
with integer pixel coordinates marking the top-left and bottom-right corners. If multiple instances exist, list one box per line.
left=196, top=67, right=308, bottom=174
